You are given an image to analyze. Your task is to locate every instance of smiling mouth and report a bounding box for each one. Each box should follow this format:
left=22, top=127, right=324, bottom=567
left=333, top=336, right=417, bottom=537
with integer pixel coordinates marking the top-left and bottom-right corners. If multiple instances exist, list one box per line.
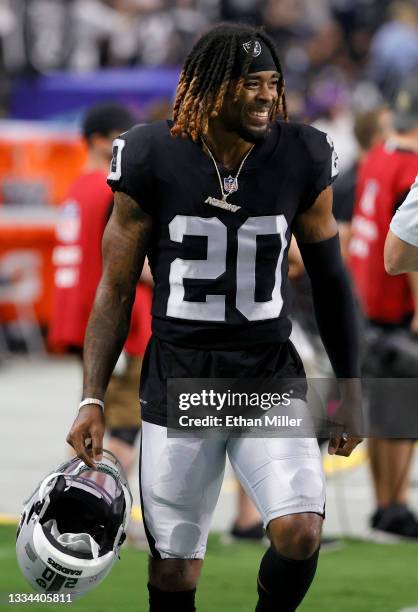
left=247, top=109, right=271, bottom=124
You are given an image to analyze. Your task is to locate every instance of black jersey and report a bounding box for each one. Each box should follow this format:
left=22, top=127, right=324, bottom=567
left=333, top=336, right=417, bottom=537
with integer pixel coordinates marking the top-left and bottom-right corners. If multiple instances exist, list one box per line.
left=107, top=120, right=338, bottom=349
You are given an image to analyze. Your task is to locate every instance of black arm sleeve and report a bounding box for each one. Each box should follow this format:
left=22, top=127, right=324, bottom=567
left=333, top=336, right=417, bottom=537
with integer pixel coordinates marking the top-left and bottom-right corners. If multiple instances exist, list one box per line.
left=298, top=234, right=360, bottom=378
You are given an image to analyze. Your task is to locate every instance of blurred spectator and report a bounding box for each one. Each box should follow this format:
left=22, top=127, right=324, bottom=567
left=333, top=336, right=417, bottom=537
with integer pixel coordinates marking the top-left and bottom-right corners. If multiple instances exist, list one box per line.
left=368, top=0, right=418, bottom=99
left=263, top=0, right=312, bottom=60
left=303, top=0, right=332, bottom=33
left=4, top=0, right=76, bottom=73
left=310, top=73, right=358, bottom=173
left=72, top=0, right=128, bottom=70
left=349, top=74, right=418, bottom=539
left=0, top=0, right=210, bottom=74
left=136, top=0, right=209, bottom=66
left=306, top=20, right=346, bottom=75
left=351, top=80, right=385, bottom=114
left=220, top=0, right=262, bottom=24
left=0, top=0, right=16, bottom=61
left=0, top=0, right=15, bottom=114
left=331, top=0, right=387, bottom=66
left=334, top=105, right=392, bottom=259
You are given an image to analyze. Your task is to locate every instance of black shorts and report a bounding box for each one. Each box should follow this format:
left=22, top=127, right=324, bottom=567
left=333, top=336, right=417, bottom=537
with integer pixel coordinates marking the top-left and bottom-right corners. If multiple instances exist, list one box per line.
left=364, top=320, right=418, bottom=438
left=139, top=336, right=306, bottom=426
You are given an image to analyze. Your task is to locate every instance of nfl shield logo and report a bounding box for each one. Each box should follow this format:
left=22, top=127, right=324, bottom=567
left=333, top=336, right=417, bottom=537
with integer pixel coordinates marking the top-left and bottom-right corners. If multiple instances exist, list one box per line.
left=224, top=175, right=238, bottom=194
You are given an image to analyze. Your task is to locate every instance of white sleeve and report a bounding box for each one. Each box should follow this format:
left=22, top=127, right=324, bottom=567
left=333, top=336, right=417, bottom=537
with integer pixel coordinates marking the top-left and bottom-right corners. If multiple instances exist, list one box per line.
left=390, top=176, right=418, bottom=247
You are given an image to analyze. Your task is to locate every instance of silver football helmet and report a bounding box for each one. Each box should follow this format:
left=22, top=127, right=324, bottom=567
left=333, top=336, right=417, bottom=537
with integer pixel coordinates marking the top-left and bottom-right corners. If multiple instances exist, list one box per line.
left=16, top=450, right=132, bottom=600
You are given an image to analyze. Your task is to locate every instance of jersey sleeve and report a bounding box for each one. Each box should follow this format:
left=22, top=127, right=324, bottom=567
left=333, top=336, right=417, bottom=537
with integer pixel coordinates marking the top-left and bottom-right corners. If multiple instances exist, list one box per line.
left=299, top=126, right=340, bottom=213
left=107, top=124, right=154, bottom=214
left=390, top=176, right=418, bottom=247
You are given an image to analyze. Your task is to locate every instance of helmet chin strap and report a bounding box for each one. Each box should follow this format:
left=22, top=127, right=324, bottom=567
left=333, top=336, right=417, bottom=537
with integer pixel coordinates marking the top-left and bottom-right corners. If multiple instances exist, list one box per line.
left=120, top=481, right=133, bottom=529
left=113, top=524, right=125, bottom=553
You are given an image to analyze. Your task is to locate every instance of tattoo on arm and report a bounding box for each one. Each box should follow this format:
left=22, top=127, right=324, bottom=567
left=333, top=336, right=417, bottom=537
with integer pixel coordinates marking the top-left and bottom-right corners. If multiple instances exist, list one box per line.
left=82, top=192, right=153, bottom=399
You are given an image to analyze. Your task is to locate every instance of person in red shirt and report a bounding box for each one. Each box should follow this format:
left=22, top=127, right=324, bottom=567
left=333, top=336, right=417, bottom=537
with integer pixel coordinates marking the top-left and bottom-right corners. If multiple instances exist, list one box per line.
left=350, top=75, right=418, bottom=539
left=50, top=102, right=152, bottom=480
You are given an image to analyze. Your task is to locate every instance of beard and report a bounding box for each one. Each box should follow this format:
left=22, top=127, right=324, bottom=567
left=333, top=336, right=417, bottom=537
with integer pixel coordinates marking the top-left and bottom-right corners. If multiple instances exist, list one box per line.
left=234, top=119, right=272, bottom=144
left=236, top=125, right=269, bottom=143
left=216, top=107, right=273, bottom=144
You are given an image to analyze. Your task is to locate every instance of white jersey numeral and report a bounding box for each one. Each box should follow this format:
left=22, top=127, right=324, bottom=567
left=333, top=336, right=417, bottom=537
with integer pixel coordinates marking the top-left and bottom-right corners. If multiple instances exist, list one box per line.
left=107, top=138, right=126, bottom=181
left=237, top=215, right=287, bottom=321
left=167, top=216, right=227, bottom=321
left=167, top=214, right=288, bottom=322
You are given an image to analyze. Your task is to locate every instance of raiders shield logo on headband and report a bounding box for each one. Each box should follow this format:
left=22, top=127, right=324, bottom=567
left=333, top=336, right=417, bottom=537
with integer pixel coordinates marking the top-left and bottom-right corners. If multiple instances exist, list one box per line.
left=243, top=40, right=262, bottom=57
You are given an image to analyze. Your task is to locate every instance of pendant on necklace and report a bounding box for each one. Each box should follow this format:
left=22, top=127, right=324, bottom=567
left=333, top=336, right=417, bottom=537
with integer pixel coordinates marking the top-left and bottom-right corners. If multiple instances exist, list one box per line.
left=223, top=176, right=238, bottom=194
left=205, top=196, right=241, bottom=213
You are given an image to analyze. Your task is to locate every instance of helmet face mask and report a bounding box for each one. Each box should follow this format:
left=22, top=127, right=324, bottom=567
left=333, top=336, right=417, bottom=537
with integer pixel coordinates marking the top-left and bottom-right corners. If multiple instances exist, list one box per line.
left=16, top=450, right=132, bottom=600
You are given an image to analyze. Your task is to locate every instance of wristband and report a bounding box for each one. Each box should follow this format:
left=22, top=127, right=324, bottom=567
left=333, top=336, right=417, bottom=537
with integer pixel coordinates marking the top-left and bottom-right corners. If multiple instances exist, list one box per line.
left=79, top=398, right=105, bottom=411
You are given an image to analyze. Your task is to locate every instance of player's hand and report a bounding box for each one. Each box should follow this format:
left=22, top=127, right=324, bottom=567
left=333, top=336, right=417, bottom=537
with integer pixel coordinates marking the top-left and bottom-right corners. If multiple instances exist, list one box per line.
left=328, top=381, right=364, bottom=457
left=66, top=405, right=105, bottom=469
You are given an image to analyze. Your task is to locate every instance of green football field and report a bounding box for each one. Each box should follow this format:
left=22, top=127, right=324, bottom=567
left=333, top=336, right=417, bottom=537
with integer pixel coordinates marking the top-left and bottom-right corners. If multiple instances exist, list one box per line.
left=2, top=525, right=418, bottom=612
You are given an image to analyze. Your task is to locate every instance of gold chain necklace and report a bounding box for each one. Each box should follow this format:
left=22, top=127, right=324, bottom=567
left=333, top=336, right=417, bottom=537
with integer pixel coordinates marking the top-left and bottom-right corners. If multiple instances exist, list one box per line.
left=201, top=138, right=254, bottom=213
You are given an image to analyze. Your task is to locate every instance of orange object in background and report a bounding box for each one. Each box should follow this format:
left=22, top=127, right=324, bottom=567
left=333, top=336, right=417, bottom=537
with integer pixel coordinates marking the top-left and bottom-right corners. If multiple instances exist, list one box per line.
left=0, top=122, right=87, bottom=205
left=0, top=121, right=87, bottom=335
left=0, top=218, right=57, bottom=326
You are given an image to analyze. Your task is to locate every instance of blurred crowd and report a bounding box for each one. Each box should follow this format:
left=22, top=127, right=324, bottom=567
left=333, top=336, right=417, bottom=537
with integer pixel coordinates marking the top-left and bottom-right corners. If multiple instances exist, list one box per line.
left=1, top=1, right=418, bottom=120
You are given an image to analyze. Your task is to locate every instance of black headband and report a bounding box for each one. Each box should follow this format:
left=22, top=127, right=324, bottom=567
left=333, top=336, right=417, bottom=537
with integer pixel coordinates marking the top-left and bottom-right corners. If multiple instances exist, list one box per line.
left=232, top=38, right=278, bottom=77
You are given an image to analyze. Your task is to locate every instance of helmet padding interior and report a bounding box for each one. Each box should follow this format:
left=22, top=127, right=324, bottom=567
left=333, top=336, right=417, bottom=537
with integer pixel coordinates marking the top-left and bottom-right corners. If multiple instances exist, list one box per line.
left=40, top=476, right=125, bottom=556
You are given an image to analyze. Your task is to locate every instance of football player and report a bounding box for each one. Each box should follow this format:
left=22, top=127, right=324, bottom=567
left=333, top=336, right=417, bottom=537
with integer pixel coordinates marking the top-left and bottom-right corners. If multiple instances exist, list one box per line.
left=385, top=176, right=418, bottom=273
left=67, top=23, right=362, bottom=612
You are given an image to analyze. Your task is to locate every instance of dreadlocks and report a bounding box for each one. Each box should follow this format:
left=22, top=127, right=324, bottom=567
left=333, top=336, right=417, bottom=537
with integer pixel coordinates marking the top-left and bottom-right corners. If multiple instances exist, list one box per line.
left=171, top=23, right=288, bottom=142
